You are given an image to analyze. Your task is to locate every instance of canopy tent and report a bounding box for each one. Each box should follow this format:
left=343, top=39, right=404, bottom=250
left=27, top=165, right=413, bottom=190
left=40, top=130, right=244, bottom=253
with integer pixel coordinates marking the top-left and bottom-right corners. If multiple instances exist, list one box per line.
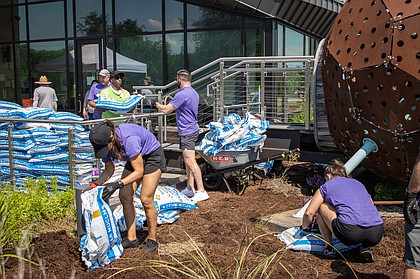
left=36, top=45, right=147, bottom=73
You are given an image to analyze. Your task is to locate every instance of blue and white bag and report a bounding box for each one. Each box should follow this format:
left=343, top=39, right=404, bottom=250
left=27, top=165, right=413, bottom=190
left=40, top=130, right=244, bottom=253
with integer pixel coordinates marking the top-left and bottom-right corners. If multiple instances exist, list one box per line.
left=80, top=187, right=123, bottom=271
left=95, top=95, right=143, bottom=114
left=276, top=226, right=360, bottom=255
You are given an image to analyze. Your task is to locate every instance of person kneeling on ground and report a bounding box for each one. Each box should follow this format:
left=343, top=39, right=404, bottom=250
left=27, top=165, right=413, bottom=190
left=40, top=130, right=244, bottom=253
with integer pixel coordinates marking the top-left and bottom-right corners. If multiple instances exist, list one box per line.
left=301, top=159, right=384, bottom=262
left=89, top=120, right=167, bottom=252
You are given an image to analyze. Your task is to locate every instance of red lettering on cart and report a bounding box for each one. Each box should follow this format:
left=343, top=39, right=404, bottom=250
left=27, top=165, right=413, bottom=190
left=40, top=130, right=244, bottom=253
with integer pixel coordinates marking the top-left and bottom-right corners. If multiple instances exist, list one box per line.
left=210, top=155, right=230, bottom=162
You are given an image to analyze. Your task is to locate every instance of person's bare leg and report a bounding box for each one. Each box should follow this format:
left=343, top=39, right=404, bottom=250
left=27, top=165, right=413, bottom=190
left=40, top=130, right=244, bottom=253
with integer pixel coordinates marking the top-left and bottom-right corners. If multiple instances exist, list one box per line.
left=140, top=169, right=162, bottom=241
left=404, top=268, right=420, bottom=279
left=185, top=164, right=195, bottom=191
left=119, top=169, right=140, bottom=241
left=183, top=149, right=205, bottom=192
left=317, top=202, right=338, bottom=246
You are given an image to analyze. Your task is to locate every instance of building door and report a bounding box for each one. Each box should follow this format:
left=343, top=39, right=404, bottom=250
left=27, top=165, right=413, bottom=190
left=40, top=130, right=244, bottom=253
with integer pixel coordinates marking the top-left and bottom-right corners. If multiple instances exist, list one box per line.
left=74, top=39, right=104, bottom=116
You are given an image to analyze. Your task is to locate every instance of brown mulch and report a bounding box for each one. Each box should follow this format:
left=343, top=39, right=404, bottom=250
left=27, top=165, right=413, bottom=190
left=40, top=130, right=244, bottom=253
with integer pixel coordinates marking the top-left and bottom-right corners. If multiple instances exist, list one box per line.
left=3, top=162, right=405, bottom=278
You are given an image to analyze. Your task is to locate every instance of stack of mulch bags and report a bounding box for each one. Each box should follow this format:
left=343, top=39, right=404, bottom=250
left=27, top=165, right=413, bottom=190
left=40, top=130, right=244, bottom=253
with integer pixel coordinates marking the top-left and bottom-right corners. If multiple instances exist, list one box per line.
left=0, top=100, right=94, bottom=190
left=198, top=112, right=270, bottom=156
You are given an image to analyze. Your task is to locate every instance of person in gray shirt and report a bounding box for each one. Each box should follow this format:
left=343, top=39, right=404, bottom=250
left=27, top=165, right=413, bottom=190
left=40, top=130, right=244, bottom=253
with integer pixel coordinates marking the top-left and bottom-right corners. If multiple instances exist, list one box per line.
left=33, top=75, right=58, bottom=111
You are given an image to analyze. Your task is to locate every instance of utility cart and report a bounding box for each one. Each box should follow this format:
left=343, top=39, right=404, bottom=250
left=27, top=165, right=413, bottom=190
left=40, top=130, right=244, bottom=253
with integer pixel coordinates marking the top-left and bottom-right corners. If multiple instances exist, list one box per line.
left=197, top=148, right=297, bottom=195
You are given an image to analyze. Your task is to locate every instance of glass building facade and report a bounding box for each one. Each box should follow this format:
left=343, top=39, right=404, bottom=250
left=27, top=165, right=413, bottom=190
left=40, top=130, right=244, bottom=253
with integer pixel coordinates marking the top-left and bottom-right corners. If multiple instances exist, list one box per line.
left=0, top=0, right=319, bottom=113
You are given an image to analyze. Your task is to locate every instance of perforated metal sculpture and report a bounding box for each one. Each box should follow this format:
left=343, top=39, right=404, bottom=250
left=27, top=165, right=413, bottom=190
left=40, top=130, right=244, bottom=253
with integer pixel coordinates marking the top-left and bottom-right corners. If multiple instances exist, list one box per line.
left=322, top=0, right=419, bottom=184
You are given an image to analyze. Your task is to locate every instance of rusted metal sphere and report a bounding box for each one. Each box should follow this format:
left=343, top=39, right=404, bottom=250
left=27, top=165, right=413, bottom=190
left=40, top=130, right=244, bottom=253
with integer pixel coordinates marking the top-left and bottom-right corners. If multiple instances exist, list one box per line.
left=322, top=0, right=419, bottom=185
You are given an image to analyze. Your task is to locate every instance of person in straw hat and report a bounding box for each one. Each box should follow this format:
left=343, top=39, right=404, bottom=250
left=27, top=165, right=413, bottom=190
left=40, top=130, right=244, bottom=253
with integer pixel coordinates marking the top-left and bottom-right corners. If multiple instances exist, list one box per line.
left=33, top=75, right=58, bottom=111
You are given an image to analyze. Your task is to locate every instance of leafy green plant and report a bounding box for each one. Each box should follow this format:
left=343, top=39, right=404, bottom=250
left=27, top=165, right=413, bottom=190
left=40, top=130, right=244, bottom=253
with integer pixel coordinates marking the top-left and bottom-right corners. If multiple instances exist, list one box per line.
left=0, top=177, right=75, bottom=248
left=373, top=181, right=404, bottom=201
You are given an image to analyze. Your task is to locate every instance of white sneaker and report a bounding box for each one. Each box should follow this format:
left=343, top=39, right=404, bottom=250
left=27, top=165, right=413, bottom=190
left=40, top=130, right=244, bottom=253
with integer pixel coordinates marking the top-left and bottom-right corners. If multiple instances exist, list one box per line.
left=181, top=187, right=195, bottom=198
left=191, top=191, right=209, bottom=202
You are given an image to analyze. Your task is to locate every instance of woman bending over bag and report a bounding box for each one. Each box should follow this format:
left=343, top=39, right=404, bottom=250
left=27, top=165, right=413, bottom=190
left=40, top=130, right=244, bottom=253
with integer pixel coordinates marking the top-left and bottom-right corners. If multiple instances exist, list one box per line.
left=89, top=120, right=166, bottom=252
left=301, top=159, right=384, bottom=261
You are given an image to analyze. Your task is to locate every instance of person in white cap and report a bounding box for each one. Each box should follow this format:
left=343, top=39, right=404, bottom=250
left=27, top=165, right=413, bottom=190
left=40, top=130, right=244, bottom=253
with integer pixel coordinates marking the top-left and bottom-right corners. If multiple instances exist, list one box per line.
left=33, top=75, right=58, bottom=111
left=87, top=69, right=111, bottom=119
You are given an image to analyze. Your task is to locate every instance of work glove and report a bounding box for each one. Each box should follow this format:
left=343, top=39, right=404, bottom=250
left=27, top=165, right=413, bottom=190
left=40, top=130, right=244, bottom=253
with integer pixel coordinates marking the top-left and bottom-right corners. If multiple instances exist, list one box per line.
left=403, top=189, right=419, bottom=225
left=101, top=180, right=124, bottom=200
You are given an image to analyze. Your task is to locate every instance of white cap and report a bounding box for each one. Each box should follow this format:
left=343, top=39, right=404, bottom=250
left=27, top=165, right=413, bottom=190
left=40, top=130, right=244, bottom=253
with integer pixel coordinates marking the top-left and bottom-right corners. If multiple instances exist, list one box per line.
left=98, top=69, right=110, bottom=77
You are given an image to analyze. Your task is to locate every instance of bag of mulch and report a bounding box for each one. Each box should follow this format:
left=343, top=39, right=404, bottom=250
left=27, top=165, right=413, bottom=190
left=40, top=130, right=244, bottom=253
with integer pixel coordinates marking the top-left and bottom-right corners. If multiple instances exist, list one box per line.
left=276, top=226, right=360, bottom=255
left=48, top=112, right=84, bottom=121
left=0, top=101, right=22, bottom=110
left=95, top=95, right=143, bottom=114
left=80, top=187, right=123, bottom=271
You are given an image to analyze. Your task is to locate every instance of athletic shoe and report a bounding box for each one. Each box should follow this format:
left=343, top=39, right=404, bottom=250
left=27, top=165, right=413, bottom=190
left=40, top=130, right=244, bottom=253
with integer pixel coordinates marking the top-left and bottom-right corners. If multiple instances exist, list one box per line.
left=360, top=246, right=374, bottom=262
left=191, top=191, right=209, bottom=202
left=323, top=247, right=336, bottom=259
left=142, top=239, right=158, bottom=253
left=122, top=237, right=140, bottom=249
left=181, top=187, right=195, bottom=198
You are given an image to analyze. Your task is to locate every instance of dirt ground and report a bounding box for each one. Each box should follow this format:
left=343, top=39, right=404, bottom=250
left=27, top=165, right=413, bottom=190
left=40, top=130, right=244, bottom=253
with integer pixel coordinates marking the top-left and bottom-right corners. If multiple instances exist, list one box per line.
left=4, top=162, right=405, bottom=278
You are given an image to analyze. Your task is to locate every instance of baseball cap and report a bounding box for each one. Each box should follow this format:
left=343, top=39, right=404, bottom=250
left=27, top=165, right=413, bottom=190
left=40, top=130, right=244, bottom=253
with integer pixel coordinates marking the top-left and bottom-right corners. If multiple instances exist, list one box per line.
left=110, top=70, right=124, bottom=79
left=89, top=122, right=112, bottom=159
left=98, top=69, right=110, bottom=77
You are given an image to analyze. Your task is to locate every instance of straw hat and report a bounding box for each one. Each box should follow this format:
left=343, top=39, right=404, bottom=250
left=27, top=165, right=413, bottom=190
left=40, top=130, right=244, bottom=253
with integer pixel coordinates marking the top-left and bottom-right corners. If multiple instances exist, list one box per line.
left=35, top=75, right=52, bottom=85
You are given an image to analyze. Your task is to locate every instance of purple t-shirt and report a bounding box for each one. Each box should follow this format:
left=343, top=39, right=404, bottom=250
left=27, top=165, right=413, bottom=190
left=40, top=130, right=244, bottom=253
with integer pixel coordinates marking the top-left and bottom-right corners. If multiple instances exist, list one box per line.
left=88, top=83, right=110, bottom=119
left=170, top=86, right=199, bottom=136
left=320, top=177, right=383, bottom=227
left=102, top=124, right=161, bottom=163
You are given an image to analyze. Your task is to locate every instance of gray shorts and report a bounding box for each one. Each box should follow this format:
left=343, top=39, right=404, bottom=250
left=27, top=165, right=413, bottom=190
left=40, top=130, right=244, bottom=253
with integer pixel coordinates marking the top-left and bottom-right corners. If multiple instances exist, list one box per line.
left=404, top=218, right=420, bottom=270
left=179, top=130, right=199, bottom=151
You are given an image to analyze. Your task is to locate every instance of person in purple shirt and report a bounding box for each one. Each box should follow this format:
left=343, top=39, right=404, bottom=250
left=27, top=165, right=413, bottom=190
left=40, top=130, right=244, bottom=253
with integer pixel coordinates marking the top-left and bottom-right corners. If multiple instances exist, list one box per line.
left=155, top=69, right=209, bottom=203
left=89, top=120, right=166, bottom=252
left=302, top=159, right=384, bottom=262
left=87, top=69, right=111, bottom=119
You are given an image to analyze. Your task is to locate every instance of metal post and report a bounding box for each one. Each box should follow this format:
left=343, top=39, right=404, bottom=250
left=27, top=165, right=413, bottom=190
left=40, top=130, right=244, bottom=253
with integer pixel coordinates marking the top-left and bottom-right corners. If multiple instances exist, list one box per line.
left=219, top=61, right=225, bottom=121
left=68, top=127, right=85, bottom=236
left=344, top=138, right=378, bottom=174
left=260, top=62, right=265, bottom=120
left=7, top=124, right=15, bottom=187
left=304, top=60, right=313, bottom=130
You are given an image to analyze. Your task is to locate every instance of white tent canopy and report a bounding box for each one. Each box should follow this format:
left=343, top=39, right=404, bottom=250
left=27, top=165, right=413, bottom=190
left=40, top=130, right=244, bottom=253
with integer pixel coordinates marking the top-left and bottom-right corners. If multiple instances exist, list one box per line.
left=36, top=45, right=147, bottom=73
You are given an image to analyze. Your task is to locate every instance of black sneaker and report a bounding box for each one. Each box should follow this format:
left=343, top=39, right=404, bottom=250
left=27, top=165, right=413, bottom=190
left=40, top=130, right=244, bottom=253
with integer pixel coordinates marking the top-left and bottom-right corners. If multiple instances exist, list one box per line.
left=360, top=246, right=374, bottom=262
left=122, top=237, right=140, bottom=249
left=323, top=247, right=336, bottom=259
left=142, top=239, right=158, bottom=253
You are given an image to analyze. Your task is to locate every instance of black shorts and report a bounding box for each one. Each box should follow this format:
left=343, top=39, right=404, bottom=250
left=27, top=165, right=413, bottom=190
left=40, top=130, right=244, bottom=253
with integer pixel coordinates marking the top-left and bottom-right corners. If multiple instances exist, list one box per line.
left=179, top=130, right=199, bottom=151
left=332, top=218, right=384, bottom=248
left=404, top=211, right=420, bottom=270
left=124, top=146, right=167, bottom=174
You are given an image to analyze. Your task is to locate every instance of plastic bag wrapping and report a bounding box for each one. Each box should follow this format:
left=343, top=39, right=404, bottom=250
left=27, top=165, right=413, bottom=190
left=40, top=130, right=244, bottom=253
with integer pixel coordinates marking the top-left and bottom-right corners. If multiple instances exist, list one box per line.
left=199, top=112, right=269, bottom=156
left=95, top=95, right=143, bottom=114
left=80, top=187, right=123, bottom=271
left=276, top=226, right=360, bottom=255
left=114, top=185, right=196, bottom=231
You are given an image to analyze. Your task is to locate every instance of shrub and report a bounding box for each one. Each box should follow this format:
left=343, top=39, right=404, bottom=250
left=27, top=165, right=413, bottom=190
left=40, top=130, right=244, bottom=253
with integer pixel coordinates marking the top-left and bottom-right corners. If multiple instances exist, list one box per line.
left=373, top=181, right=404, bottom=201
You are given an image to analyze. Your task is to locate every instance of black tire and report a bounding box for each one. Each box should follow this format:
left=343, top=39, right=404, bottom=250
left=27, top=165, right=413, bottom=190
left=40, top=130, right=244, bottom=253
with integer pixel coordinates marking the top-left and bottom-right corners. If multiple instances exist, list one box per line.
left=203, top=174, right=223, bottom=191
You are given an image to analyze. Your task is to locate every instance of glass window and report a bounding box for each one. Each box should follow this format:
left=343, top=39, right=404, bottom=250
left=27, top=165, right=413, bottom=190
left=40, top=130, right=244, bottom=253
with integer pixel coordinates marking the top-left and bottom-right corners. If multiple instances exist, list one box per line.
left=187, top=4, right=241, bottom=29
left=165, top=0, right=183, bottom=31
left=75, top=0, right=103, bottom=37
left=28, top=2, right=64, bottom=40
left=115, top=35, right=162, bottom=88
left=245, top=29, right=261, bottom=56
left=166, top=33, right=183, bottom=81
left=67, top=0, right=74, bottom=37
left=285, top=27, right=304, bottom=56
left=18, top=5, right=27, bottom=41
left=30, top=41, right=68, bottom=109
left=0, top=44, right=15, bottom=101
left=0, top=6, right=13, bottom=43
left=115, top=0, right=162, bottom=33
left=187, top=30, right=241, bottom=71
left=17, top=43, right=29, bottom=99
left=278, top=24, right=284, bottom=56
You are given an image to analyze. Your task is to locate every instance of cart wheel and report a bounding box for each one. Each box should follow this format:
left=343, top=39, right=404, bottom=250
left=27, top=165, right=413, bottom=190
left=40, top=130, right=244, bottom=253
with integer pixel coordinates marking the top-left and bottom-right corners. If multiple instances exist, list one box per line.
left=203, top=175, right=223, bottom=191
